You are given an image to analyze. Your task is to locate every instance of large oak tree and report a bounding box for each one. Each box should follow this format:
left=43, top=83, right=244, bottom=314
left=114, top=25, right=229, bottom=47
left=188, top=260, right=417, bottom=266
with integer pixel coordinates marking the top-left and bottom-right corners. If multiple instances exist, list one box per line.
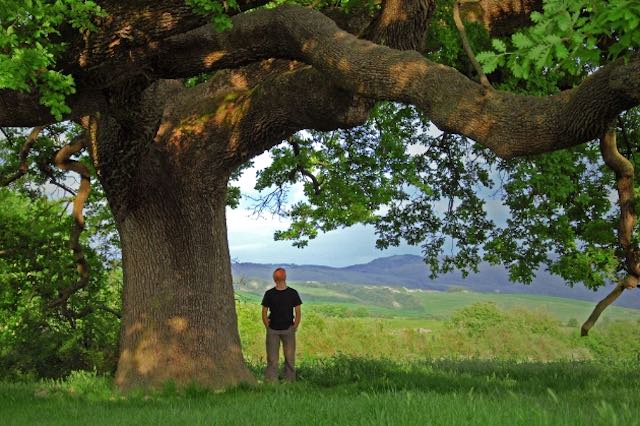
left=1, top=0, right=639, bottom=390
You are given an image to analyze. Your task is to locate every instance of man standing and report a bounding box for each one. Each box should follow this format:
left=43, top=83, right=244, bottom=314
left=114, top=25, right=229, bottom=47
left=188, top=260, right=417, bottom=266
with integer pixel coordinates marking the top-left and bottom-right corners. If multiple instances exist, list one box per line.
left=261, top=267, right=302, bottom=382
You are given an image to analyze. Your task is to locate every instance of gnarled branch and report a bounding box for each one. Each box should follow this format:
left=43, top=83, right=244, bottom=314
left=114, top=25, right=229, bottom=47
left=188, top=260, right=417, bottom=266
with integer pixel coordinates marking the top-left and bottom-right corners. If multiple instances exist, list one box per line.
left=152, top=5, right=640, bottom=159
left=581, top=128, right=638, bottom=336
left=48, top=133, right=92, bottom=308
left=289, top=137, right=322, bottom=196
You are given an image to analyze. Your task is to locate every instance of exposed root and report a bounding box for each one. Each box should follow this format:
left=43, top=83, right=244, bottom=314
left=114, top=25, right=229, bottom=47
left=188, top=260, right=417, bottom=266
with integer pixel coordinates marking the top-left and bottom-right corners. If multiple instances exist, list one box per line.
left=48, top=133, right=92, bottom=308
left=582, top=128, right=638, bottom=335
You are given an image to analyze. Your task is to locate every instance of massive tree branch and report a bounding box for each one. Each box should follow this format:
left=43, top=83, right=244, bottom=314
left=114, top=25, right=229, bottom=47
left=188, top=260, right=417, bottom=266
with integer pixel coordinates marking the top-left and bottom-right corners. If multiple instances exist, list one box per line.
left=61, top=0, right=271, bottom=86
left=152, top=5, right=640, bottom=159
left=361, top=0, right=435, bottom=51
left=0, top=89, right=106, bottom=128
left=3, top=3, right=638, bottom=161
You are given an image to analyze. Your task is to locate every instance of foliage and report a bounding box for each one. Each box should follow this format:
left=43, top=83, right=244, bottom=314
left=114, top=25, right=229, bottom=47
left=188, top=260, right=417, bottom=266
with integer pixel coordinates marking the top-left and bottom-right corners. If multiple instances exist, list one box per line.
left=0, top=0, right=105, bottom=119
left=486, top=143, right=620, bottom=287
left=255, top=103, right=496, bottom=277
left=448, top=302, right=506, bottom=336
left=0, top=188, right=121, bottom=379
left=186, top=0, right=239, bottom=31
left=477, top=0, right=640, bottom=93
left=252, top=0, right=640, bottom=289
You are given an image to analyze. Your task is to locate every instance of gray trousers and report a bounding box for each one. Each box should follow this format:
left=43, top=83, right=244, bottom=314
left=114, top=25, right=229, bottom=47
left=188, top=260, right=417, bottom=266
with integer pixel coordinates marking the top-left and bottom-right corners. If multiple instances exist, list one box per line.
left=265, top=326, right=296, bottom=382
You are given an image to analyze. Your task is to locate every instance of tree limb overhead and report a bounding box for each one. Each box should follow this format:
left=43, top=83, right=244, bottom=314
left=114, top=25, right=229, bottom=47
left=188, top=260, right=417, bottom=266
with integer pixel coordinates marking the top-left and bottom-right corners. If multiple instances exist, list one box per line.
left=155, top=5, right=640, bottom=159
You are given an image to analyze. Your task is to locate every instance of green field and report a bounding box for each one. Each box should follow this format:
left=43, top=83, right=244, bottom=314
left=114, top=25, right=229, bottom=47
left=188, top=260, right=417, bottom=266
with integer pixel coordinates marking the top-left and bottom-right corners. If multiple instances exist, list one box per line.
left=3, top=359, right=640, bottom=425
left=237, top=280, right=640, bottom=323
left=4, top=281, right=640, bottom=425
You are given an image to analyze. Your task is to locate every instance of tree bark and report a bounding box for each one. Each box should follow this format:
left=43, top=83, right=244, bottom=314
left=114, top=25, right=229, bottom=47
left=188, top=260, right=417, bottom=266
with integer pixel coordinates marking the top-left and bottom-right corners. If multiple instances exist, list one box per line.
left=91, top=79, right=258, bottom=389
left=114, top=184, right=253, bottom=390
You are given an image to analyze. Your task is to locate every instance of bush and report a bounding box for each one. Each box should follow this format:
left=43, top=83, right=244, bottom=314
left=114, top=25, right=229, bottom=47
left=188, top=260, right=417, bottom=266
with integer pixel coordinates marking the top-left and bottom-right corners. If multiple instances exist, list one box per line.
left=0, top=189, right=121, bottom=379
left=448, top=302, right=506, bottom=336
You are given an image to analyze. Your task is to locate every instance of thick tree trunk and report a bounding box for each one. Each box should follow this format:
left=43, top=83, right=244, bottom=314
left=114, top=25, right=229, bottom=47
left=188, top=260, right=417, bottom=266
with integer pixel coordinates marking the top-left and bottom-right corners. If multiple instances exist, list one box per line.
left=113, top=186, right=253, bottom=390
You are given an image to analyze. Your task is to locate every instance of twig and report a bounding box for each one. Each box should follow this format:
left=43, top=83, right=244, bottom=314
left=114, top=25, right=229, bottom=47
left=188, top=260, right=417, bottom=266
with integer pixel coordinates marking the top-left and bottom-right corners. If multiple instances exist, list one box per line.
left=36, top=160, right=77, bottom=196
left=248, top=186, right=288, bottom=217
left=0, top=127, right=43, bottom=186
left=453, top=1, right=493, bottom=90
left=289, top=137, right=322, bottom=196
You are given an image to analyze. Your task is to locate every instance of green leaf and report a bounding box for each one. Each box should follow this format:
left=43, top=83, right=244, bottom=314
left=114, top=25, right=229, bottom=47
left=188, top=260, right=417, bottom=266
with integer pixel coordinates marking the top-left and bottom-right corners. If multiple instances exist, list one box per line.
left=554, top=43, right=569, bottom=60
left=476, top=51, right=499, bottom=74
left=556, top=12, right=572, bottom=32
left=491, top=39, right=507, bottom=53
left=512, top=33, right=533, bottom=49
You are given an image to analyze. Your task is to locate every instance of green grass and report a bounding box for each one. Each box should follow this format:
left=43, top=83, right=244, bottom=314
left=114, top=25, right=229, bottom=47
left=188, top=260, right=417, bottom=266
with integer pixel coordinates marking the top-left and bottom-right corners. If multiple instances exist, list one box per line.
left=3, top=358, right=639, bottom=425
left=415, top=291, right=640, bottom=323
left=4, top=283, right=639, bottom=425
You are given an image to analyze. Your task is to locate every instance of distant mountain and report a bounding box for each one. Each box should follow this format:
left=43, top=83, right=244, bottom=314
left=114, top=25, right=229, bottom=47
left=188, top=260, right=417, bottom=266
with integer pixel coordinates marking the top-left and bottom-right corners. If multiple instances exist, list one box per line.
left=232, top=254, right=640, bottom=309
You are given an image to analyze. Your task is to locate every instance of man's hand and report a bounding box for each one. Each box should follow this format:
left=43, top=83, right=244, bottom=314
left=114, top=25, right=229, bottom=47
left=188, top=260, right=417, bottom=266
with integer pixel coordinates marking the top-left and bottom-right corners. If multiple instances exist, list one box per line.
left=293, top=304, right=301, bottom=332
left=262, top=306, right=270, bottom=328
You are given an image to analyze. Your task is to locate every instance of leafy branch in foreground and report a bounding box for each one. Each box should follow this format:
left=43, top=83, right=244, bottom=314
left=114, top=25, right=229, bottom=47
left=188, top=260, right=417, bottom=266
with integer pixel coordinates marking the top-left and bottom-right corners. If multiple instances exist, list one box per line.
left=0, top=0, right=105, bottom=119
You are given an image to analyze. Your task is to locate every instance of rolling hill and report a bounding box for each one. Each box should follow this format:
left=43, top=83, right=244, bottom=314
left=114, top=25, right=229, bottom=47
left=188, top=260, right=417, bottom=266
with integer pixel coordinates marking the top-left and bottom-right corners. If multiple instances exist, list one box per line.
left=232, top=254, right=640, bottom=309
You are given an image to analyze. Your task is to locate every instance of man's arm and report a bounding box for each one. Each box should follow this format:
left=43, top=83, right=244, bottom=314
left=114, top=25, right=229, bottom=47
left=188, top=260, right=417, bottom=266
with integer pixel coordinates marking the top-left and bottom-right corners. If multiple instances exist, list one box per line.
left=293, top=305, right=301, bottom=331
left=262, top=306, right=270, bottom=328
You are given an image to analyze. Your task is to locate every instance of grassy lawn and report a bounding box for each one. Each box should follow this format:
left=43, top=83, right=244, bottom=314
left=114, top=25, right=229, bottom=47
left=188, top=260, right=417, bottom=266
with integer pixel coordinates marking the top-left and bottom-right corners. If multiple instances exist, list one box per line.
left=3, top=358, right=639, bottom=426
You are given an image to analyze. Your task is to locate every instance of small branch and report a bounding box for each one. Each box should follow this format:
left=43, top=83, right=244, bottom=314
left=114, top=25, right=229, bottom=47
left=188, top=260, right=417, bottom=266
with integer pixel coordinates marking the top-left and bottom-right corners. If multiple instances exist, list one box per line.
left=248, top=186, right=288, bottom=217
left=599, top=128, right=636, bottom=263
left=96, top=304, right=122, bottom=319
left=36, top=160, right=77, bottom=196
left=0, top=248, right=19, bottom=256
left=0, top=126, right=43, bottom=186
left=289, top=137, right=322, bottom=196
left=62, top=304, right=122, bottom=320
left=453, top=1, right=493, bottom=90
left=582, top=128, right=638, bottom=335
left=581, top=279, right=628, bottom=336
left=48, top=133, right=92, bottom=309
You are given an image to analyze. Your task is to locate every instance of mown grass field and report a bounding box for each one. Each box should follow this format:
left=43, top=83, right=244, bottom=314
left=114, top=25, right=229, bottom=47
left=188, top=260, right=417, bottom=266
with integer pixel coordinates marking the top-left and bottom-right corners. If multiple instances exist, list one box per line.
left=4, top=282, right=640, bottom=425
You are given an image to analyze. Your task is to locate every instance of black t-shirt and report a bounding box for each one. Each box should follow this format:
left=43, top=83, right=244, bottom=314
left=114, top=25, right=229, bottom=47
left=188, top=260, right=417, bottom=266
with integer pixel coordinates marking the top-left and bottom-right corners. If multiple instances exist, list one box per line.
left=261, top=287, right=302, bottom=330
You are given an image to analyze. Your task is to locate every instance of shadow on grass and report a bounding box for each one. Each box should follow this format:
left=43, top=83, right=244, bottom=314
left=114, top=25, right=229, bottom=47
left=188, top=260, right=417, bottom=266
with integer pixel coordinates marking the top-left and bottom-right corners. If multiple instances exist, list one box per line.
left=288, top=356, right=640, bottom=397
left=7, top=356, right=638, bottom=404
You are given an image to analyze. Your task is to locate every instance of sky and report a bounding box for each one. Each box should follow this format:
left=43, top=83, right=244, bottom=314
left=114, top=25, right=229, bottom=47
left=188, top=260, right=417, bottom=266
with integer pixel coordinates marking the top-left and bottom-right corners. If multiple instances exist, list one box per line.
left=226, top=152, right=423, bottom=267
left=226, top=136, right=515, bottom=267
